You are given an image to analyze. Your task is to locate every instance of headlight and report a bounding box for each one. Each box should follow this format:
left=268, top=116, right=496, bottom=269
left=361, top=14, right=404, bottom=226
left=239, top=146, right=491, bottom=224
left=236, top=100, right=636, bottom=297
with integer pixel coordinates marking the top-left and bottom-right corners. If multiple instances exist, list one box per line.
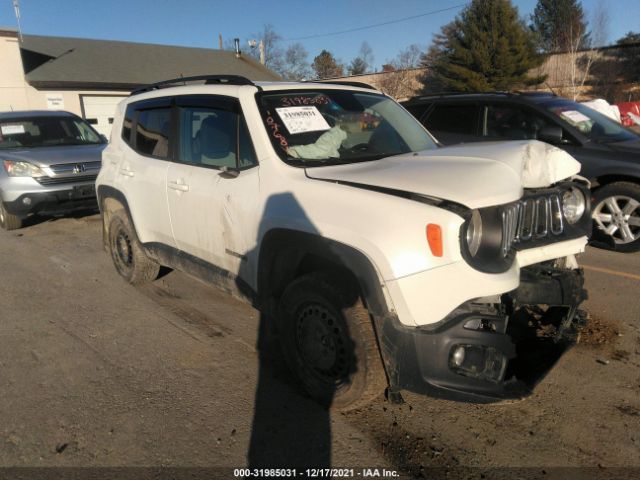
left=466, top=209, right=483, bottom=257
left=461, top=206, right=514, bottom=274
left=2, top=160, right=44, bottom=177
left=562, top=187, right=586, bottom=224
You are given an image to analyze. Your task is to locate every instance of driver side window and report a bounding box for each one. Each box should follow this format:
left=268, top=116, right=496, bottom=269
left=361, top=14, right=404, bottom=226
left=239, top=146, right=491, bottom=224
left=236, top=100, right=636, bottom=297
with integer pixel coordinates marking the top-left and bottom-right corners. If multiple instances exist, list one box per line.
left=178, top=104, right=257, bottom=169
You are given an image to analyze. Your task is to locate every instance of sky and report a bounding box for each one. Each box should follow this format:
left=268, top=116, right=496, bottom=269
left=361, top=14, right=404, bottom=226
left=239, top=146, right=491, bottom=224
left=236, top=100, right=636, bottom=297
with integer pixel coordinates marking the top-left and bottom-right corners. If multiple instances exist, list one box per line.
left=0, top=0, right=638, bottom=71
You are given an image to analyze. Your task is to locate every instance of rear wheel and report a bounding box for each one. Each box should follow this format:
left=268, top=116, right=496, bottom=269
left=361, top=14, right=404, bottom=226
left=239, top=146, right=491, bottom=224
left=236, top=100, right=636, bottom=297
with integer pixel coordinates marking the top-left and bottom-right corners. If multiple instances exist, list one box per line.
left=278, top=272, right=387, bottom=410
left=592, top=182, right=640, bottom=253
left=0, top=201, right=23, bottom=231
left=108, top=211, right=159, bottom=284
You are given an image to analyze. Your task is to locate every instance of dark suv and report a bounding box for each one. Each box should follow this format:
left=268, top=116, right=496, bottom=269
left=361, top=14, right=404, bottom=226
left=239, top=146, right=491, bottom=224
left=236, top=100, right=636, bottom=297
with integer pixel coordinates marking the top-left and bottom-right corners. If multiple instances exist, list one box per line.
left=402, top=92, right=640, bottom=252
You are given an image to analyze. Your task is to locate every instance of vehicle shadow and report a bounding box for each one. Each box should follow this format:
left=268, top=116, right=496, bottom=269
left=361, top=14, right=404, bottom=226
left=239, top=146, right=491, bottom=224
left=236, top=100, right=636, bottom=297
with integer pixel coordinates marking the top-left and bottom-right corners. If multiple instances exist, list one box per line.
left=20, top=207, right=100, bottom=228
left=240, top=192, right=355, bottom=469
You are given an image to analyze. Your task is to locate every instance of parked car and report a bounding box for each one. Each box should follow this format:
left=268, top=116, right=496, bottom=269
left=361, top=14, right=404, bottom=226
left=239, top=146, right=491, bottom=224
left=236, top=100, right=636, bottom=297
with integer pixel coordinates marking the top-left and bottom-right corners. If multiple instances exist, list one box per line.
left=97, top=76, right=591, bottom=409
left=0, top=110, right=105, bottom=230
left=402, top=92, right=640, bottom=252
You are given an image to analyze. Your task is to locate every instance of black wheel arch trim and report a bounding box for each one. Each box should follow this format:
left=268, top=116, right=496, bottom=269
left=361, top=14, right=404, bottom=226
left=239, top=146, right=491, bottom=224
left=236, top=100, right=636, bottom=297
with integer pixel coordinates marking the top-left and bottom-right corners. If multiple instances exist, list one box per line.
left=256, top=228, right=391, bottom=319
left=96, top=185, right=138, bottom=249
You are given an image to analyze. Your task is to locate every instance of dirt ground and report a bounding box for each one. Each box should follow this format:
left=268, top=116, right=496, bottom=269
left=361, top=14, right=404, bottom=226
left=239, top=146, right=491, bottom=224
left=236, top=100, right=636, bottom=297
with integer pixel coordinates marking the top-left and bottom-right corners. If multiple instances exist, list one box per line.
left=0, top=212, right=638, bottom=479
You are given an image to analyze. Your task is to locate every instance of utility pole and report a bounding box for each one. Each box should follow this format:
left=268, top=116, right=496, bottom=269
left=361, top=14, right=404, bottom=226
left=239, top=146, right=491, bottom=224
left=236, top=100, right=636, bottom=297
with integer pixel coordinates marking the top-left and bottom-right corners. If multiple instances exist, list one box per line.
left=218, top=33, right=223, bottom=50
left=13, top=0, right=23, bottom=43
left=259, top=40, right=265, bottom=65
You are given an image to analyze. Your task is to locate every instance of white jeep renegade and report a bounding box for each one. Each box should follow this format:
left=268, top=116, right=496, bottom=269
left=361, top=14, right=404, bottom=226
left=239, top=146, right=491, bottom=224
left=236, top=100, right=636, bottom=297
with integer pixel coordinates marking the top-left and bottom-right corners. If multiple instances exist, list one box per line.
left=97, top=75, right=591, bottom=409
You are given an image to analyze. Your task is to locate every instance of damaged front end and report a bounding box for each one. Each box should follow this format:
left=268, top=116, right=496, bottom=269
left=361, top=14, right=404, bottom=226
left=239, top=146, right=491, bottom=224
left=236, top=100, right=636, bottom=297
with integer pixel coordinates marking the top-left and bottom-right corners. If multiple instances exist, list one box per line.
left=382, top=261, right=588, bottom=403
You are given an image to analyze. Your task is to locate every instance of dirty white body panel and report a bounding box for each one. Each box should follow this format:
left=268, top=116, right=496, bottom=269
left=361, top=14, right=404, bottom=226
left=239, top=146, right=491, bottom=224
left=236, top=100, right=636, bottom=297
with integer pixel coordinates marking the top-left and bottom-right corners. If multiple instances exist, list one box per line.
left=98, top=84, right=588, bottom=328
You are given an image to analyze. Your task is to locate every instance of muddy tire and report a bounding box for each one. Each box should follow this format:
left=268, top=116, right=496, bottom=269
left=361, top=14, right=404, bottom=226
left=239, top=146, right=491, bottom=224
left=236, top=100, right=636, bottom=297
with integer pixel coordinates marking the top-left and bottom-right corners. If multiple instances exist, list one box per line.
left=108, top=211, right=159, bottom=284
left=278, top=272, right=387, bottom=411
left=0, top=201, right=23, bottom=231
left=592, top=182, right=640, bottom=253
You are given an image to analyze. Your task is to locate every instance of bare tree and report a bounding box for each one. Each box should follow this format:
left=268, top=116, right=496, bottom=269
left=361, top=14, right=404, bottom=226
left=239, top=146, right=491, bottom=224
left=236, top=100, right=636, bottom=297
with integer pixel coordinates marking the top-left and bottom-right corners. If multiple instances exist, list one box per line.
left=539, top=1, right=609, bottom=100
left=348, top=42, right=375, bottom=75
left=377, top=44, right=424, bottom=100
left=281, top=43, right=312, bottom=80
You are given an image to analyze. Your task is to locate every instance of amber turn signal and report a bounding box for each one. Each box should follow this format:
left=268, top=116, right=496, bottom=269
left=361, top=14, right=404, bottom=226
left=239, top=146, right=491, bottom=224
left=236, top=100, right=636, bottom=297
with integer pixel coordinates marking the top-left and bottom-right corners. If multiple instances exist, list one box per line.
left=427, top=224, right=443, bottom=257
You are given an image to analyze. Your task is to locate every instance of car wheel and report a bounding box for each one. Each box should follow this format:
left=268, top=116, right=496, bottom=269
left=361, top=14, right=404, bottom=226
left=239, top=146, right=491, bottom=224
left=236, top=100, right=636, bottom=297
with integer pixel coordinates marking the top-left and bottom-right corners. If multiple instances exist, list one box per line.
left=108, top=211, right=160, bottom=284
left=592, top=182, right=640, bottom=253
left=278, top=272, right=387, bottom=410
left=0, top=201, right=23, bottom=231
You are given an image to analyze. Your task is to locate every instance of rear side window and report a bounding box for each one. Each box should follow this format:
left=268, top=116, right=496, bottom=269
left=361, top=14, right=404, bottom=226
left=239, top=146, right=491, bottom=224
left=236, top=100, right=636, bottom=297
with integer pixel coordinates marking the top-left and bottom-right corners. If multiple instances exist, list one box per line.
left=424, top=104, right=480, bottom=136
left=121, top=104, right=134, bottom=146
left=485, top=104, right=550, bottom=140
left=135, top=108, right=171, bottom=159
left=403, top=103, right=431, bottom=121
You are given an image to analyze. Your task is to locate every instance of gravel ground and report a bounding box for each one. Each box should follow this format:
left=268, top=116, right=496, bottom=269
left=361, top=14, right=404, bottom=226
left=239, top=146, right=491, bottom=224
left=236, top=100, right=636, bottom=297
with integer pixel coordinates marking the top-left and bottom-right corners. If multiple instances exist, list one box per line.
left=0, top=212, right=638, bottom=479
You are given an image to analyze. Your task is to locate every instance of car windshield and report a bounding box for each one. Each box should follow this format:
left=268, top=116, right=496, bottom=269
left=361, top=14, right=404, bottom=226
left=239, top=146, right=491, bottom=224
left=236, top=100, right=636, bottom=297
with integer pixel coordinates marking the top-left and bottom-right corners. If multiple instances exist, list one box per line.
left=544, top=99, right=638, bottom=144
left=258, top=89, right=437, bottom=166
left=0, top=116, right=102, bottom=150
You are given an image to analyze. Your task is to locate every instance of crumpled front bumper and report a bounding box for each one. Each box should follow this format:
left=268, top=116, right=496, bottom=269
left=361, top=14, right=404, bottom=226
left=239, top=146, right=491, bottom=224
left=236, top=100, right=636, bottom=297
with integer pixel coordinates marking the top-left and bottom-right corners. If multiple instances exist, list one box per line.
left=378, top=265, right=587, bottom=403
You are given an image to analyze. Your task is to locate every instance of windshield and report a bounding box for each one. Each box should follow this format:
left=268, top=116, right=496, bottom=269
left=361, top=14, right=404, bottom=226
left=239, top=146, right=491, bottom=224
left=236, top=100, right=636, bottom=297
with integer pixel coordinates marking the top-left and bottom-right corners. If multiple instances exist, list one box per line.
left=544, top=100, right=638, bottom=144
left=0, top=116, right=102, bottom=150
left=258, top=90, right=437, bottom=165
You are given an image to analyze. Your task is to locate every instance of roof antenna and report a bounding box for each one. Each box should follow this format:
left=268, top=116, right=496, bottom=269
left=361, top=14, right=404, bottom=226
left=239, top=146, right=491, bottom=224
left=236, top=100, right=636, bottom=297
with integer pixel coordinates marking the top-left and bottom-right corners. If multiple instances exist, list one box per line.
left=12, top=0, right=23, bottom=43
left=234, top=38, right=241, bottom=58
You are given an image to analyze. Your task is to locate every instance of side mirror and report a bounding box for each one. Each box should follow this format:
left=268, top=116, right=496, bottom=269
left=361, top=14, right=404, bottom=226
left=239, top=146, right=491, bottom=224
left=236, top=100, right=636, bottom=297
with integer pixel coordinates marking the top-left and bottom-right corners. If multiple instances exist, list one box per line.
left=538, top=125, right=563, bottom=144
left=100, top=134, right=108, bottom=143
left=219, top=165, right=240, bottom=178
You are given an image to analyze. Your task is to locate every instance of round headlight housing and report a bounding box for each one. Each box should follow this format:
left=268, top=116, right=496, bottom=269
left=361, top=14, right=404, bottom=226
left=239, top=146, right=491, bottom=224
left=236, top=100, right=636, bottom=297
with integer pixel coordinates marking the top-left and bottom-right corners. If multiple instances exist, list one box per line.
left=466, top=209, right=483, bottom=257
left=562, top=188, right=586, bottom=224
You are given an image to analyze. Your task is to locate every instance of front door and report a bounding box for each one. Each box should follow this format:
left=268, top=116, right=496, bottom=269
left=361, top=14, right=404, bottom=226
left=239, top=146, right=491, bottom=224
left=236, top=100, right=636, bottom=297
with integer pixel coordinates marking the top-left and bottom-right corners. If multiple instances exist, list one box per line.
left=166, top=95, right=260, bottom=279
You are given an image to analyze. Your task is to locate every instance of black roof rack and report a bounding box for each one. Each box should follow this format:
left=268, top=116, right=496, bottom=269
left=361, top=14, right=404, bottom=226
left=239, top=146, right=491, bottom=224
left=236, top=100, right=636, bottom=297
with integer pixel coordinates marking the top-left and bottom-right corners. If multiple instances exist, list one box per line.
left=404, top=90, right=556, bottom=102
left=315, top=80, right=377, bottom=90
left=130, top=75, right=256, bottom=96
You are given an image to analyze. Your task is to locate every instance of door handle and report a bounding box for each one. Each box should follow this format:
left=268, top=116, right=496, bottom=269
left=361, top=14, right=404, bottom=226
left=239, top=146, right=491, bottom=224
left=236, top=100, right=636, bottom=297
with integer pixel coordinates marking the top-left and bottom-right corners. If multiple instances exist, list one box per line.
left=168, top=181, right=190, bottom=192
left=119, top=167, right=134, bottom=177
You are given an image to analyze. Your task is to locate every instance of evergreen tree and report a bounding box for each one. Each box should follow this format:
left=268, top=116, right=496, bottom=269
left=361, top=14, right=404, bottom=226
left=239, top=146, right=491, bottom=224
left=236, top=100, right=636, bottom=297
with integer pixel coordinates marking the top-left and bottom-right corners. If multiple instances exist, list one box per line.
left=425, top=0, right=545, bottom=92
left=349, top=57, right=368, bottom=75
left=531, top=0, right=590, bottom=52
left=312, top=50, right=344, bottom=79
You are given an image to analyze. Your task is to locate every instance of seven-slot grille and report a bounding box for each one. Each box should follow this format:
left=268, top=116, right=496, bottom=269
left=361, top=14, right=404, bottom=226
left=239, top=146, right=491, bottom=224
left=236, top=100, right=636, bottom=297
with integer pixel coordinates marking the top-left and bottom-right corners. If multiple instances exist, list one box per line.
left=35, top=161, right=101, bottom=186
left=501, top=193, right=564, bottom=255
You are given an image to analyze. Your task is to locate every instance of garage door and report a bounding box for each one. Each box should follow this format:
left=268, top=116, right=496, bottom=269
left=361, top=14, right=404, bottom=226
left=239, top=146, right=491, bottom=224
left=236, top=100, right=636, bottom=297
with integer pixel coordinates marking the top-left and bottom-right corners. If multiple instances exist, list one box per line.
left=81, top=95, right=127, bottom=138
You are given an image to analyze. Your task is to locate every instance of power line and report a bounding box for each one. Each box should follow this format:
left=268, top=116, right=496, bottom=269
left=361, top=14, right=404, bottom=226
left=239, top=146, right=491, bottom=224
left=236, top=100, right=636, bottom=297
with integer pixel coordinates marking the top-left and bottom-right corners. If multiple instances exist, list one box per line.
left=284, top=4, right=466, bottom=42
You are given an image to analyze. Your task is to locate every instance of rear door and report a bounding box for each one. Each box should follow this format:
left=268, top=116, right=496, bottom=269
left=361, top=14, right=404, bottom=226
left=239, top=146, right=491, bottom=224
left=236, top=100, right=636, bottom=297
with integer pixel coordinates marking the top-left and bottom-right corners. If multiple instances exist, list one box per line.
left=116, top=98, right=175, bottom=247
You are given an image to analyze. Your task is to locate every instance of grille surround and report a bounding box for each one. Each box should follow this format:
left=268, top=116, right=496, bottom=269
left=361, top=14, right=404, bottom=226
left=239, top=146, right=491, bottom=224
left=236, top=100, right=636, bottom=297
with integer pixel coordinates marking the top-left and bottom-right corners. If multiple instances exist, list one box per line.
left=501, top=193, right=565, bottom=255
left=460, top=183, right=591, bottom=274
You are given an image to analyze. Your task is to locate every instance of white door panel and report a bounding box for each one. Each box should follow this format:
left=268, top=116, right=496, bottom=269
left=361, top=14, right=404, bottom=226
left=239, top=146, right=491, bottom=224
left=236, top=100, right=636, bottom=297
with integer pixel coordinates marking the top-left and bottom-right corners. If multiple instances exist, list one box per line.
left=166, top=163, right=225, bottom=265
left=118, top=156, right=174, bottom=247
left=166, top=164, right=261, bottom=277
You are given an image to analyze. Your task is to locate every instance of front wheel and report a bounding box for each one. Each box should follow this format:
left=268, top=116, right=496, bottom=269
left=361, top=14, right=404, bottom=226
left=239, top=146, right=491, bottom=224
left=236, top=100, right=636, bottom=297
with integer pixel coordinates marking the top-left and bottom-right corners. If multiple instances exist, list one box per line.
left=592, top=182, right=640, bottom=253
left=278, top=272, right=387, bottom=410
left=0, top=201, right=23, bottom=231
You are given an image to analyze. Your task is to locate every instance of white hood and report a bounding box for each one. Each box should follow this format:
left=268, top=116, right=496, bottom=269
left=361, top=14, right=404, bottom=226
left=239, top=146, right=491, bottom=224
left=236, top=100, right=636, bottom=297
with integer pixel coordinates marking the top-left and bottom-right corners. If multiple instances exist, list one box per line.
left=306, top=140, right=581, bottom=209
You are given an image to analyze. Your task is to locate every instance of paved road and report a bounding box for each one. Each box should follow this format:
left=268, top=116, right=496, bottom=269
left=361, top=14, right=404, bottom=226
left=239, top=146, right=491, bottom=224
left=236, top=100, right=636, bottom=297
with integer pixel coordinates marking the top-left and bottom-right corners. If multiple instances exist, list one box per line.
left=0, top=213, right=638, bottom=478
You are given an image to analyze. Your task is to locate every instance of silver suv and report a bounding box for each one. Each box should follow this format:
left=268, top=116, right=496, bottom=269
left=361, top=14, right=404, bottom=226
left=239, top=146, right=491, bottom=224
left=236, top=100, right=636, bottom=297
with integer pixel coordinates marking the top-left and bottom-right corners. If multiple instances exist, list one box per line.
left=0, top=110, right=105, bottom=230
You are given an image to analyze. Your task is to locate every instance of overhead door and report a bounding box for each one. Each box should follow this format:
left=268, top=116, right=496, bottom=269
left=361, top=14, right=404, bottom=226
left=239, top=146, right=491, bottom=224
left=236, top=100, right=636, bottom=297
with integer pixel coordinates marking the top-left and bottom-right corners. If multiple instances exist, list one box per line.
left=80, top=95, right=127, bottom=138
